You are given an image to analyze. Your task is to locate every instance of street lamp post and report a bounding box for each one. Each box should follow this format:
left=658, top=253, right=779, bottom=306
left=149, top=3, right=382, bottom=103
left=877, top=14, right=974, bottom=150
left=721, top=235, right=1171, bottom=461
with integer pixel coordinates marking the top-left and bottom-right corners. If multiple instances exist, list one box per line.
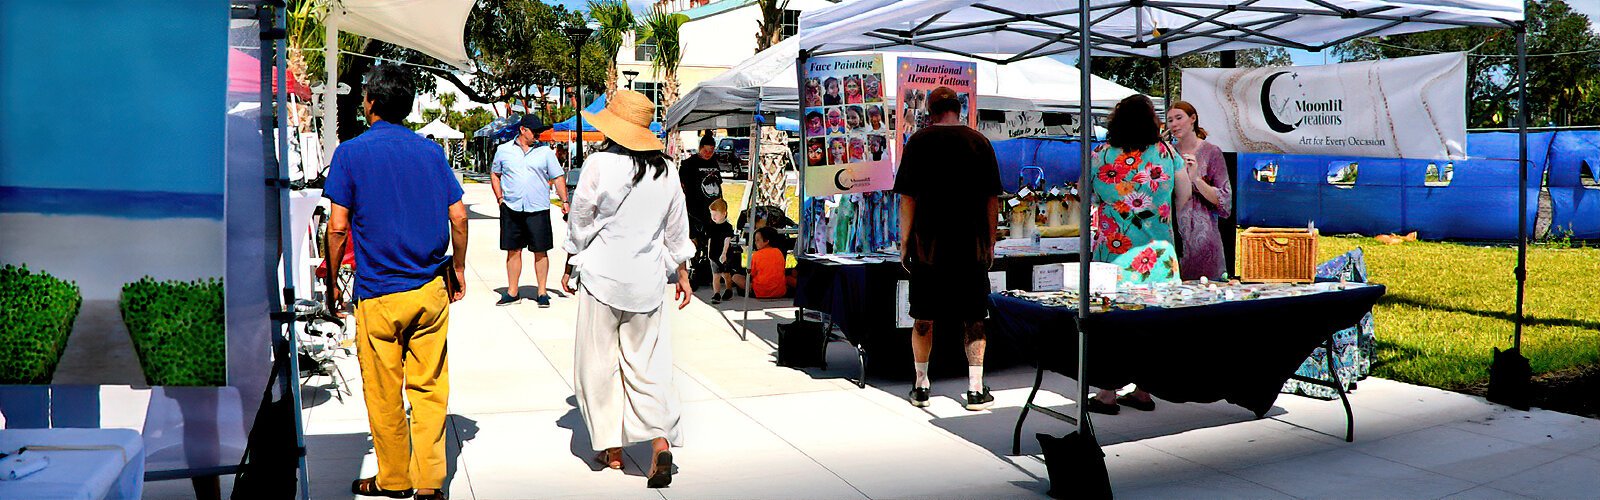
left=564, top=26, right=594, bottom=168
left=622, top=70, right=639, bottom=89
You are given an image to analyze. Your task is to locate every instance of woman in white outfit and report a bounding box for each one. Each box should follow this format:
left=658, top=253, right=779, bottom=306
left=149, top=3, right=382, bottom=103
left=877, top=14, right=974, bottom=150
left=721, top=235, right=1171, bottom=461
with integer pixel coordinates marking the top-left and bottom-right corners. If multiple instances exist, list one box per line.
left=560, top=89, right=695, bottom=489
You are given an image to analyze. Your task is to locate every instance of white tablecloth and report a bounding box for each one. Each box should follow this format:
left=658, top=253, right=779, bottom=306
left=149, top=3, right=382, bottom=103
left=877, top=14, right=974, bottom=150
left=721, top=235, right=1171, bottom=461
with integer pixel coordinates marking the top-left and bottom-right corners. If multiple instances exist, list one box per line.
left=0, top=428, right=143, bottom=500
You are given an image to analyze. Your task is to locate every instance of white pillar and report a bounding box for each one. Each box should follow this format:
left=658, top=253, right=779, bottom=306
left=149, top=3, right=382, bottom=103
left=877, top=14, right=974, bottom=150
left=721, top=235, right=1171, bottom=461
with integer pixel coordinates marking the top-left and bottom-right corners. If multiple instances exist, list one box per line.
left=322, top=3, right=339, bottom=168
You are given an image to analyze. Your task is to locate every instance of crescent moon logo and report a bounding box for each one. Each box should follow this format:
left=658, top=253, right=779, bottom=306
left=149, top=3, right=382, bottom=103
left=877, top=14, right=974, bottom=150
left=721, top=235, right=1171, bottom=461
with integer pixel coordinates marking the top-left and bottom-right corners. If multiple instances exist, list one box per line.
left=834, top=168, right=854, bottom=191
left=1261, top=71, right=1298, bottom=134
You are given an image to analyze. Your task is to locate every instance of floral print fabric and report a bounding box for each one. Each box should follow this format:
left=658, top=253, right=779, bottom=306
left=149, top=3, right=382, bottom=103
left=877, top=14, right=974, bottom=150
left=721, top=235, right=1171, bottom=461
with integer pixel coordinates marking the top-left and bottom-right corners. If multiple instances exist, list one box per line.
left=1090, top=143, right=1181, bottom=285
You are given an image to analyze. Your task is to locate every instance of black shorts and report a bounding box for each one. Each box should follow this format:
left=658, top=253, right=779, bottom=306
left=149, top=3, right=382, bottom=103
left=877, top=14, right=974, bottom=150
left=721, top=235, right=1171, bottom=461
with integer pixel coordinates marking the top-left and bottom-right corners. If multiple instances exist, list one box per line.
left=500, top=204, right=554, bottom=252
left=908, top=261, right=990, bottom=322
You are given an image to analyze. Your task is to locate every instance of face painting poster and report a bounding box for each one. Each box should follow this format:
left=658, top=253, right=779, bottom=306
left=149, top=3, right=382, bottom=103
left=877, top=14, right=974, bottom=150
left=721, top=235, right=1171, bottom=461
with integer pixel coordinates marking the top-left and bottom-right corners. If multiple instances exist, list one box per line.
left=803, top=54, right=892, bottom=197
left=895, top=57, right=977, bottom=154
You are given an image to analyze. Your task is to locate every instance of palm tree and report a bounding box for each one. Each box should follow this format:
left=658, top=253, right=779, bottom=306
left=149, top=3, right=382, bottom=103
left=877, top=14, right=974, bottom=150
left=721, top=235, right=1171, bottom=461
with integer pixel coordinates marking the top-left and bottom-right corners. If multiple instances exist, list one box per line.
left=588, top=0, right=636, bottom=97
left=755, top=0, right=790, bottom=52
left=639, top=8, right=689, bottom=155
left=753, top=0, right=792, bottom=209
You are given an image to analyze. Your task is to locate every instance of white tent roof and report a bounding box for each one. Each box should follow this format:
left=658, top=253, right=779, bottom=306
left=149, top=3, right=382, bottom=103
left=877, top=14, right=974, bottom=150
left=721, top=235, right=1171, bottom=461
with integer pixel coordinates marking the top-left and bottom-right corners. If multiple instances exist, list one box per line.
left=417, top=118, right=464, bottom=139
left=664, top=36, right=1149, bottom=130
left=333, top=0, right=475, bottom=71
left=798, top=0, right=1523, bottom=61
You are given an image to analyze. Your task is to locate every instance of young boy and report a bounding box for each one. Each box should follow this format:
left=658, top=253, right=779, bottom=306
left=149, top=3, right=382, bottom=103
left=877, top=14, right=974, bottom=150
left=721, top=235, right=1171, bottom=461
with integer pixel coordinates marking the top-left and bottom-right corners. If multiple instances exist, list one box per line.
left=706, top=199, right=738, bottom=304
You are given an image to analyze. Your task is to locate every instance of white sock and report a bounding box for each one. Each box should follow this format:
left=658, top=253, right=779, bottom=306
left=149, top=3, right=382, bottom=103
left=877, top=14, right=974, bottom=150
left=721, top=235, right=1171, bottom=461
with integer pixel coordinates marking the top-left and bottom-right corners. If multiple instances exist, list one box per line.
left=969, top=366, right=984, bottom=392
left=913, top=362, right=930, bottom=388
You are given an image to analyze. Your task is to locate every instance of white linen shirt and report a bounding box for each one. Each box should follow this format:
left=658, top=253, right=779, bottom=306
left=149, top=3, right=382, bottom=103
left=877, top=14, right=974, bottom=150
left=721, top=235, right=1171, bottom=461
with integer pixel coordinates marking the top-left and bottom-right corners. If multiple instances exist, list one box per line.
left=564, top=151, right=696, bottom=313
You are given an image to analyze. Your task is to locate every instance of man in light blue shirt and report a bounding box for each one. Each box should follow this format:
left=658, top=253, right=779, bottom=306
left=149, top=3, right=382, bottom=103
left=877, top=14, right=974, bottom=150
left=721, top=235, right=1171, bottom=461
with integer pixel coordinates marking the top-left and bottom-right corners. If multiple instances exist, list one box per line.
left=491, top=115, right=569, bottom=307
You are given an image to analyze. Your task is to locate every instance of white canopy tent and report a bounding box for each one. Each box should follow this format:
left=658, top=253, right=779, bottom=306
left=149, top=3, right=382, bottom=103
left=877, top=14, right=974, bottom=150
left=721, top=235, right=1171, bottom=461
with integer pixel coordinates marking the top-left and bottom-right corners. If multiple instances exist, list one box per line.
left=320, top=0, right=476, bottom=169
left=663, top=36, right=1150, bottom=131
left=417, top=118, right=465, bottom=139
left=795, top=0, right=1530, bottom=458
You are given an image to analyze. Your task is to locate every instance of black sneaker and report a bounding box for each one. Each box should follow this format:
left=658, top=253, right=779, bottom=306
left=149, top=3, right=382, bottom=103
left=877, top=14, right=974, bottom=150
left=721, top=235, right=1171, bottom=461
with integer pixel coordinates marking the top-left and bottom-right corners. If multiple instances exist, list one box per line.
left=908, top=387, right=931, bottom=408
left=496, top=294, right=520, bottom=306
left=964, top=386, right=995, bottom=411
left=534, top=294, right=551, bottom=308
left=711, top=293, right=723, bottom=305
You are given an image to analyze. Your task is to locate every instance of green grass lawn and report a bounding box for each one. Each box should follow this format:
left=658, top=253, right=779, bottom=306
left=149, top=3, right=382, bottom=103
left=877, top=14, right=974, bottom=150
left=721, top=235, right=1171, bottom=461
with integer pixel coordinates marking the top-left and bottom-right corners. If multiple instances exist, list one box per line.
left=720, top=182, right=800, bottom=226
left=1318, top=236, right=1600, bottom=390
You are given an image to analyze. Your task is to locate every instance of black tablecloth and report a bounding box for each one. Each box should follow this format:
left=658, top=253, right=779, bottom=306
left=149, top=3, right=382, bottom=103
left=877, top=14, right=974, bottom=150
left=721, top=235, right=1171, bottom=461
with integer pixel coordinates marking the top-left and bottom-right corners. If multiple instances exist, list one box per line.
left=987, top=285, right=1386, bottom=417
left=794, top=253, right=1080, bottom=346
left=793, top=253, right=1078, bottom=378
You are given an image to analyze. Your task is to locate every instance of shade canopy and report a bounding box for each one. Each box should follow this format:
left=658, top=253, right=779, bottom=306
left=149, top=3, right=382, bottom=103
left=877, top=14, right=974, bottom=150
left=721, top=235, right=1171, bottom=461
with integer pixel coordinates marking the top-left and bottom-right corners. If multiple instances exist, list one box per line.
left=551, top=94, right=609, bottom=132
left=664, top=35, right=1148, bottom=131
left=797, top=0, right=1523, bottom=62
left=416, top=118, right=463, bottom=139
left=228, top=48, right=310, bottom=99
left=332, top=0, right=474, bottom=71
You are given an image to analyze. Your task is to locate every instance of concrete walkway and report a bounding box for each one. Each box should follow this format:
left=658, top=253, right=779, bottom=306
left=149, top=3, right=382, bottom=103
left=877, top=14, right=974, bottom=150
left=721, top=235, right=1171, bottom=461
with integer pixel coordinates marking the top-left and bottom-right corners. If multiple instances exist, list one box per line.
left=148, top=182, right=1600, bottom=499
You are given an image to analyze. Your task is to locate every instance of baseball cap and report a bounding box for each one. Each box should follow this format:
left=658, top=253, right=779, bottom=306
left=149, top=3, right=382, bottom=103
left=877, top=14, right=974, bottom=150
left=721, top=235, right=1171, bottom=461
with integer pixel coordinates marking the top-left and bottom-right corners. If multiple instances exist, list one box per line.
left=518, top=115, right=550, bottom=132
left=927, top=87, right=960, bottom=109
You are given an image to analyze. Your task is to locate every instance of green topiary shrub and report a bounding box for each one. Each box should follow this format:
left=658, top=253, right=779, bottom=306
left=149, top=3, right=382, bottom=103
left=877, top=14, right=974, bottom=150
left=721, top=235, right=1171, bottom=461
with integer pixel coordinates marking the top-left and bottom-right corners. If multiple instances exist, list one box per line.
left=0, top=264, right=83, bottom=384
left=120, top=277, right=225, bottom=386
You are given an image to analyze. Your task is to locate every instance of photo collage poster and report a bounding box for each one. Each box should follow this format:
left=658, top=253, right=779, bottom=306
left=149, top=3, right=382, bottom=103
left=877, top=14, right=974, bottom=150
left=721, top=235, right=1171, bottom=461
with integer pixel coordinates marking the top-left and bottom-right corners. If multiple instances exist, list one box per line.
left=802, top=54, right=893, bottom=197
left=895, top=57, right=978, bottom=155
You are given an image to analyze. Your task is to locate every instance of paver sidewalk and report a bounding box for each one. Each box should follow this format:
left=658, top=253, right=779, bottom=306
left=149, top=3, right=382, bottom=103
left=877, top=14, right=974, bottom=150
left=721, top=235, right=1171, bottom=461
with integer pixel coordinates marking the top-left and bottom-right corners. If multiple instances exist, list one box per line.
left=150, top=181, right=1600, bottom=499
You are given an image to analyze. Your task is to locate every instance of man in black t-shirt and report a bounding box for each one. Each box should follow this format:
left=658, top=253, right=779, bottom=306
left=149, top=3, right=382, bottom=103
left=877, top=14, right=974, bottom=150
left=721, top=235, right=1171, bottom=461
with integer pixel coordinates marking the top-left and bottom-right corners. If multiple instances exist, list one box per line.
left=893, top=86, right=1002, bottom=411
left=680, top=134, right=720, bottom=242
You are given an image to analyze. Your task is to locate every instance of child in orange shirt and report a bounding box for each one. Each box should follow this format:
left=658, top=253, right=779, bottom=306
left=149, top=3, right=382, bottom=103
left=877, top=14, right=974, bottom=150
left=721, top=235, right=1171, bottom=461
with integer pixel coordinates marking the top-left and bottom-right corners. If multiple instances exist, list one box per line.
left=732, top=226, right=794, bottom=299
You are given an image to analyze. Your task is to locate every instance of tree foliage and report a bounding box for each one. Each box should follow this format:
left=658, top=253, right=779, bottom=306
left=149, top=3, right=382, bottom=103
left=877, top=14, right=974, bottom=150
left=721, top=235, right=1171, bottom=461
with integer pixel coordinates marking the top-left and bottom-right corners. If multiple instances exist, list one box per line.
left=755, top=0, right=791, bottom=52
left=1088, top=48, right=1293, bottom=102
left=1334, top=0, right=1600, bottom=128
left=589, top=0, right=637, bottom=97
left=465, top=0, right=609, bottom=115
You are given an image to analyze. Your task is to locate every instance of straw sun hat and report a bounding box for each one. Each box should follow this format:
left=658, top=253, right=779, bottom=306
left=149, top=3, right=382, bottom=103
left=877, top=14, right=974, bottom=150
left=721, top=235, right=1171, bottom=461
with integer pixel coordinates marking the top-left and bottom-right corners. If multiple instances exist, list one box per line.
left=582, top=89, right=663, bottom=151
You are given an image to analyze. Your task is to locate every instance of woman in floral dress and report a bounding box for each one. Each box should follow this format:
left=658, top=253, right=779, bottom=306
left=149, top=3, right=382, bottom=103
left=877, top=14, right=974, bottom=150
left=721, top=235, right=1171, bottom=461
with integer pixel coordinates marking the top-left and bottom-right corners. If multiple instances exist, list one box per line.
left=1085, top=94, right=1185, bottom=415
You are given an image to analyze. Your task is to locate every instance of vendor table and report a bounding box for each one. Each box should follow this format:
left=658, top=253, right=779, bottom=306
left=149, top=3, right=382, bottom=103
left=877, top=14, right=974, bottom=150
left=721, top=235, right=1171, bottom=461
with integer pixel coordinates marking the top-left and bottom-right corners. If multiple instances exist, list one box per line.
left=0, top=428, right=144, bottom=500
left=793, top=251, right=1078, bottom=384
left=988, top=283, right=1385, bottom=453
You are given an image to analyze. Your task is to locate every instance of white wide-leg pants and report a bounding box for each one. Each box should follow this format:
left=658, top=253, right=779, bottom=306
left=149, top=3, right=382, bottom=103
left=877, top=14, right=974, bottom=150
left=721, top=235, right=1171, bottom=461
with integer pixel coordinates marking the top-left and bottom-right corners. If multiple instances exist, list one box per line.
left=574, top=286, right=683, bottom=450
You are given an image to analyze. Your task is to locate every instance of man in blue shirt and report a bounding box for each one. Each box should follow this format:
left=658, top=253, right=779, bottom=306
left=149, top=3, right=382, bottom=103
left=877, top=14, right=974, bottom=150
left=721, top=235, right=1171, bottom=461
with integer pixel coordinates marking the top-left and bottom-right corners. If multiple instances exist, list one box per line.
left=323, top=66, right=467, bottom=500
left=491, top=115, right=568, bottom=307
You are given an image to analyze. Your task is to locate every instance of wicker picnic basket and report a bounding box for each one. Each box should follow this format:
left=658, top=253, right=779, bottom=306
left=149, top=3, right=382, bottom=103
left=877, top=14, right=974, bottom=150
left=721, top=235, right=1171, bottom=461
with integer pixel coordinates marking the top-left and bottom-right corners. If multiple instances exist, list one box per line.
left=1236, top=227, right=1319, bottom=283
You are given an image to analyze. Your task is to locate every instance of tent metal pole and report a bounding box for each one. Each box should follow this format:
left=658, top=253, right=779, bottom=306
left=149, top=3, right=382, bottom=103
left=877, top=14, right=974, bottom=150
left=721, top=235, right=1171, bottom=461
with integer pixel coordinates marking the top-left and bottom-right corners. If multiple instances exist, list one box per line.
left=1514, top=27, right=1527, bottom=351
left=1075, top=0, right=1094, bottom=435
left=796, top=51, right=811, bottom=256
left=739, top=92, right=765, bottom=342
left=272, top=6, right=311, bottom=497
left=1161, top=44, right=1171, bottom=109
left=322, top=3, right=338, bottom=172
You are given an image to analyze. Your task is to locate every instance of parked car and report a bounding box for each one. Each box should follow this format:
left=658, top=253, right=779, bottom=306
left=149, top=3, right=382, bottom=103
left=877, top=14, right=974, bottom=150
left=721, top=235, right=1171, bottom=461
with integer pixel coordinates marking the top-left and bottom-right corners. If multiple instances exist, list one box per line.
left=715, top=138, right=750, bottom=178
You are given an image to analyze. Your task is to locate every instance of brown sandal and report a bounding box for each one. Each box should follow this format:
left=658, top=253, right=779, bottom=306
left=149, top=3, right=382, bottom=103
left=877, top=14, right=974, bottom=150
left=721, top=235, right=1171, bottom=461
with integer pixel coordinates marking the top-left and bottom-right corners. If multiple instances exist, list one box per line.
left=351, top=477, right=413, bottom=498
left=647, top=449, right=674, bottom=488
left=594, top=448, right=623, bottom=470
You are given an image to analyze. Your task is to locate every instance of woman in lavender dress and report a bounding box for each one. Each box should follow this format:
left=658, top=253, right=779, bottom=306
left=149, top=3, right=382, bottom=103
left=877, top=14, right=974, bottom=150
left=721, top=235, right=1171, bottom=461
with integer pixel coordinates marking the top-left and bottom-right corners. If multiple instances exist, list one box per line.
left=1167, top=101, right=1232, bottom=281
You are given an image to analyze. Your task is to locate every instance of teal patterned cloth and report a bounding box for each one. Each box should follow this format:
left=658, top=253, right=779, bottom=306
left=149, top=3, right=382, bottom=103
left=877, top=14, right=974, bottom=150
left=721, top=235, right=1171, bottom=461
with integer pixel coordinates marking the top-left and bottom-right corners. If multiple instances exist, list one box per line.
left=1282, top=248, right=1376, bottom=399
left=1088, top=144, right=1181, bottom=285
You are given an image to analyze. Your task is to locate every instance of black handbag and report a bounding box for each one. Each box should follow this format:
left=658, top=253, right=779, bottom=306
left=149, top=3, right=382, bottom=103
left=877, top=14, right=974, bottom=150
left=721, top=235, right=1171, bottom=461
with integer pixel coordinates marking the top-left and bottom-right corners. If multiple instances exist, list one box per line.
left=775, top=320, right=828, bottom=368
left=1037, top=426, right=1113, bottom=499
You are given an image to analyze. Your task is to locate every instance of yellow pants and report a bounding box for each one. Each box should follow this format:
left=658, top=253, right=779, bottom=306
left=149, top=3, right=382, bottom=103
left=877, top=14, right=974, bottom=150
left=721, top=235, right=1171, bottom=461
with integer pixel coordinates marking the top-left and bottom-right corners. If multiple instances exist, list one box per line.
left=355, top=276, right=450, bottom=491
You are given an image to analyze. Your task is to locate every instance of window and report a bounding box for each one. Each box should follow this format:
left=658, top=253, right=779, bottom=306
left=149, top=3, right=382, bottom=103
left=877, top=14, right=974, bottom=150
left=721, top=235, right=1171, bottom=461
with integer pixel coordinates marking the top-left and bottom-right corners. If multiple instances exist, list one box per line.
left=1424, top=162, right=1453, bottom=187
left=780, top=9, right=801, bottom=39
left=631, top=81, right=666, bottom=121
left=634, top=36, right=657, bottom=62
left=1326, top=161, right=1357, bottom=187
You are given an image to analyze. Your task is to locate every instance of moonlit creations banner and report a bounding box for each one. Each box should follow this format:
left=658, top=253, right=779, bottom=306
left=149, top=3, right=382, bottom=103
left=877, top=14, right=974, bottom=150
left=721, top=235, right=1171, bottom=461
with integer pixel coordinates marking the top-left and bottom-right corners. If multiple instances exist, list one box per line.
left=895, top=57, right=978, bottom=154
left=802, top=54, right=892, bottom=197
left=1182, top=52, right=1467, bottom=159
